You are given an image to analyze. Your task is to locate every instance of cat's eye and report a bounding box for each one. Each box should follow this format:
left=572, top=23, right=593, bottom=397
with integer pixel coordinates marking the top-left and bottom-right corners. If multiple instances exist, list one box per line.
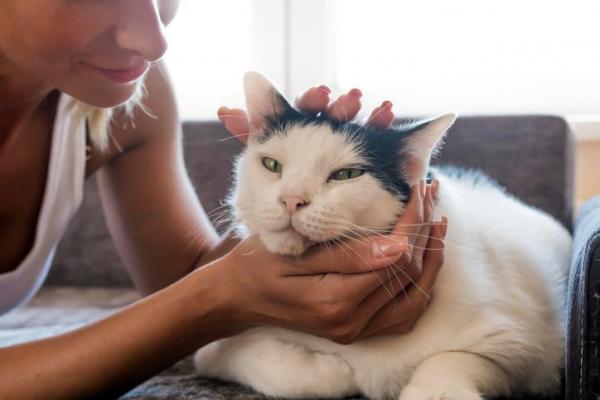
left=330, top=168, right=365, bottom=181
left=262, top=157, right=283, bottom=173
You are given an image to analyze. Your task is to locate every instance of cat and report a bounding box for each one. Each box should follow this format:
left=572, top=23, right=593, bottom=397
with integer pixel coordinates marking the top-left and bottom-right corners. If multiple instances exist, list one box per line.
left=194, top=71, right=571, bottom=400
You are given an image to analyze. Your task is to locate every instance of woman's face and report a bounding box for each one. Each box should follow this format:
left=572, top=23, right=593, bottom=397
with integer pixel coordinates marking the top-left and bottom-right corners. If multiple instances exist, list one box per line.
left=0, top=0, right=178, bottom=107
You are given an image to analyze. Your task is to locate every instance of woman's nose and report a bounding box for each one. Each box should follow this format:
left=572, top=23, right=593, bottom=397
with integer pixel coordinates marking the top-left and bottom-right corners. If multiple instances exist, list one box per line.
left=114, top=0, right=169, bottom=62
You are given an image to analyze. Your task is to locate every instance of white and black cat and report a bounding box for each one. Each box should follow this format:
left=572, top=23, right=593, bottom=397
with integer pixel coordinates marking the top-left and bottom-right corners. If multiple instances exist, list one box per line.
left=194, top=72, right=571, bottom=400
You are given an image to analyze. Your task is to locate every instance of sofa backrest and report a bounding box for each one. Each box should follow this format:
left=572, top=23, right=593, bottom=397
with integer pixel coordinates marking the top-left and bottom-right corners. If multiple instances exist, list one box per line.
left=46, top=116, right=574, bottom=287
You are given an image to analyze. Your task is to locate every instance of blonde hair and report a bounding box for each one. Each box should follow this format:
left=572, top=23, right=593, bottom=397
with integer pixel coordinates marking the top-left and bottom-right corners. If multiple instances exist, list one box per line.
left=66, top=82, right=147, bottom=152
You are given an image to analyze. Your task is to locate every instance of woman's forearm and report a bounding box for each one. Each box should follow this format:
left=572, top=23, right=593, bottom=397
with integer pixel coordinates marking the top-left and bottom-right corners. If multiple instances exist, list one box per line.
left=0, top=262, right=237, bottom=400
left=196, top=229, right=240, bottom=267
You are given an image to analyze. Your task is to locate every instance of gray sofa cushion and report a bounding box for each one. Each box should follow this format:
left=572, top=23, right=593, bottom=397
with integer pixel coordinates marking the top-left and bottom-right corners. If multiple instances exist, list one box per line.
left=46, top=115, right=574, bottom=287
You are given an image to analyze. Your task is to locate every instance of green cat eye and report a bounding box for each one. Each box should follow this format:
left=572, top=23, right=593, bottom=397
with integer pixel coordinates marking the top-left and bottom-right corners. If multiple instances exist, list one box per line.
left=262, top=157, right=283, bottom=173
left=330, top=168, right=365, bottom=181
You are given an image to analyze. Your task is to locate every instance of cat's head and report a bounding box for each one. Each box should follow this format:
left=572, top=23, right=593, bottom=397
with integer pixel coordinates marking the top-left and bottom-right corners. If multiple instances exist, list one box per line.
left=229, top=71, right=455, bottom=256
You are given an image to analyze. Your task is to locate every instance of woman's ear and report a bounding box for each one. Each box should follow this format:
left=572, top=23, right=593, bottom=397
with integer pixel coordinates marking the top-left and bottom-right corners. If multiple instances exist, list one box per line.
left=400, top=113, right=456, bottom=186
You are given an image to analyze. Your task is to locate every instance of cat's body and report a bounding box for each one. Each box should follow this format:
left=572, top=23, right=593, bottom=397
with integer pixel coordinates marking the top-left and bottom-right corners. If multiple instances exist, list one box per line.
left=194, top=72, right=571, bottom=400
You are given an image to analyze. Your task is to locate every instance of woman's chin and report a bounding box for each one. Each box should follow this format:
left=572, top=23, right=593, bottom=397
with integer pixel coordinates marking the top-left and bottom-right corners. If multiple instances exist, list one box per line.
left=60, top=78, right=142, bottom=108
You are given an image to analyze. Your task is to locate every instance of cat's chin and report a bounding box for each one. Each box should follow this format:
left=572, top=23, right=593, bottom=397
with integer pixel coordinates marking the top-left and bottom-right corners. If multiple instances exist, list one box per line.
left=260, top=229, right=312, bottom=256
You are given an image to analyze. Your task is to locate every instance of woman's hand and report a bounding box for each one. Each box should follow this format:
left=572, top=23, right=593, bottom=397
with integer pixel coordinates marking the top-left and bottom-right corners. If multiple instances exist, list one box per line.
left=218, top=85, right=396, bottom=133
left=213, top=180, right=447, bottom=344
left=213, top=83, right=446, bottom=343
left=360, top=180, right=446, bottom=338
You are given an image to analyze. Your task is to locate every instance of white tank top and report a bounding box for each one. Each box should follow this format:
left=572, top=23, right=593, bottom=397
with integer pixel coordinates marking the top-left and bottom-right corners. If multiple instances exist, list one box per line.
left=0, top=94, right=86, bottom=315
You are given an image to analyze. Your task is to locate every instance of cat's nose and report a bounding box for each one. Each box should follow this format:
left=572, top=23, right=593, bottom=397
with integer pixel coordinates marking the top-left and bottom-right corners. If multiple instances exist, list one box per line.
left=280, top=196, right=309, bottom=215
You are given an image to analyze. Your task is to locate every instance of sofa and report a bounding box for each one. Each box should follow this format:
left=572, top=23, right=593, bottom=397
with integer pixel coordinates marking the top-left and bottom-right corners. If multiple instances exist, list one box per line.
left=1, top=115, right=597, bottom=400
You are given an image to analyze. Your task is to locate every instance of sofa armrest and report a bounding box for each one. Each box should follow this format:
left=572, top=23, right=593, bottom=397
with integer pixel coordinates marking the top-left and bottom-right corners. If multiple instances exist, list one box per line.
left=566, top=195, right=600, bottom=400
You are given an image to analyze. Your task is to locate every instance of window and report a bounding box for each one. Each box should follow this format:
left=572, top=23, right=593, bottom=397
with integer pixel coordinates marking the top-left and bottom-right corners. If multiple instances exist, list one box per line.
left=164, top=0, right=254, bottom=120
left=332, top=0, right=600, bottom=116
left=166, top=0, right=600, bottom=122
left=164, top=0, right=287, bottom=120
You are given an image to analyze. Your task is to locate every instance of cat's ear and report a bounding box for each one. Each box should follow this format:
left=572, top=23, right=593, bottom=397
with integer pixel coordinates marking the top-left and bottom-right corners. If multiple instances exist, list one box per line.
left=243, top=71, right=293, bottom=141
left=400, top=113, right=456, bottom=186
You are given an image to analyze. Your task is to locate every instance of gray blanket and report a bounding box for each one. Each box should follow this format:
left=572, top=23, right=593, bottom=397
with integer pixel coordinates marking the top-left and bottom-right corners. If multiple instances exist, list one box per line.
left=0, top=287, right=362, bottom=400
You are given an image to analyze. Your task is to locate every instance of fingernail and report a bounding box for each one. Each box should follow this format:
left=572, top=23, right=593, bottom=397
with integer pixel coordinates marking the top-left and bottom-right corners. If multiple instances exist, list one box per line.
left=349, top=88, right=362, bottom=98
left=372, top=237, right=408, bottom=258
left=420, top=180, right=425, bottom=197
left=382, top=100, right=393, bottom=108
left=433, top=180, right=440, bottom=200
left=318, top=85, right=331, bottom=94
left=217, top=106, right=228, bottom=118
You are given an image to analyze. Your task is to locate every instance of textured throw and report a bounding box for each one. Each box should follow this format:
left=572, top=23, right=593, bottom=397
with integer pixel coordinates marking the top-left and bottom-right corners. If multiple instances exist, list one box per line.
left=0, top=287, right=363, bottom=399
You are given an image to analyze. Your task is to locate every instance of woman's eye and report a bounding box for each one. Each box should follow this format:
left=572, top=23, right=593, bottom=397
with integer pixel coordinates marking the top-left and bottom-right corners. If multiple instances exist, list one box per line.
left=262, top=157, right=283, bottom=173
left=330, top=168, right=364, bottom=181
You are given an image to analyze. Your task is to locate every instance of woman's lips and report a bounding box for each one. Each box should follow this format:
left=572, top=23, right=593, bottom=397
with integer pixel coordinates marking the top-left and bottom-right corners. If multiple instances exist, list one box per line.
left=85, top=60, right=150, bottom=83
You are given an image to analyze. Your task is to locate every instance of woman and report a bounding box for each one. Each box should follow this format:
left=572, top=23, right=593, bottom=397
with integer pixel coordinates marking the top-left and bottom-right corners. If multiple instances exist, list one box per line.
left=0, top=1, right=447, bottom=398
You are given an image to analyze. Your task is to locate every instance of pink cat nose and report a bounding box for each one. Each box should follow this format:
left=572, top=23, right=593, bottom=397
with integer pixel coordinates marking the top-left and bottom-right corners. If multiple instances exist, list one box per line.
left=280, top=196, right=309, bottom=215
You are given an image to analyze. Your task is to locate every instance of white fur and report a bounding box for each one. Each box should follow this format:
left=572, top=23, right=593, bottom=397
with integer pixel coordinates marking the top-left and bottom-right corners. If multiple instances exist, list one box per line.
left=195, top=72, right=571, bottom=399
left=233, top=123, right=402, bottom=255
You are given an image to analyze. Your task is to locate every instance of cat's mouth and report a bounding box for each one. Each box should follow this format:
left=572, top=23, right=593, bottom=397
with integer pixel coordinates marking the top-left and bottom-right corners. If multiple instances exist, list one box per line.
left=273, top=224, right=303, bottom=236
left=261, top=223, right=314, bottom=256
left=274, top=222, right=321, bottom=245
left=273, top=222, right=329, bottom=246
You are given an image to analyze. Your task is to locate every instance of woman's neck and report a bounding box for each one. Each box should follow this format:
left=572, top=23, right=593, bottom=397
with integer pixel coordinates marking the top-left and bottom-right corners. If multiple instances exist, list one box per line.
left=0, top=59, right=54, bottom=141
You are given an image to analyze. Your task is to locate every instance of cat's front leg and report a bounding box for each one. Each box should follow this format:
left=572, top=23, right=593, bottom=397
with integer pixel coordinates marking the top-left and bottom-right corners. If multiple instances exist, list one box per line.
left=195, top=333, right=359, bottom=398
left=399, top=351, right=510, bottom=400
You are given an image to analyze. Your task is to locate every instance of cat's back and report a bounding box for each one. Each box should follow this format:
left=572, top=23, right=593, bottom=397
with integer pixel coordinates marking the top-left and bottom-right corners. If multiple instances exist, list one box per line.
left=431, top=165, right=571, bottom=313
left=433, top=166, right=571, bottom=260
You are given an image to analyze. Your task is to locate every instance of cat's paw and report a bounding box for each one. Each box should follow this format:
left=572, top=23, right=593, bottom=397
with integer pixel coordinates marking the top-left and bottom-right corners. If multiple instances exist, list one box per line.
left=261, top=230, right=310, bottom=256
left=194, top=341, right=224, bottom=376
left=399, top=385, right=482, bottom=400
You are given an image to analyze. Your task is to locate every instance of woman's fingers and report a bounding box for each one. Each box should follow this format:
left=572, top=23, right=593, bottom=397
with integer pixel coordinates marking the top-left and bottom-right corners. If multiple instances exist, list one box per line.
left=325, top=88, right=362, bottom=122
left=322, top=261, right=405, bottom=306
left=349, top=257, right=421, bottom=320
left=382, top=181, right=426, bottom=263
left=411, top=180, right=437, bottom=267
left=366, top=101, right=394, bottom=128
left=286, top=233, right=410, bottom=276
left=297, top=85, right=395, bottom=129
left=302, top=257, right=415, bottom=344
left=217, top=106, right=250, bottom=142
left=358, top=219, right=447, bottom=338
left=295, top=85, right=361, bottom=122
left=295, top=85, right=331, bottom=114
left=318, top=218, right=446, bottom=343
left=221, top=83, right=396, bottom=142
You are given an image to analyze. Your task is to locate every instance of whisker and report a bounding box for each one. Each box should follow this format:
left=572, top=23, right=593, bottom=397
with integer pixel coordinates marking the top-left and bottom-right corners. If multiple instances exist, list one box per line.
left=330, top=234, right=394, bottom=297
left=217, top=114, right=249, bottom=119
left=330, top=236, right=394, bottom=297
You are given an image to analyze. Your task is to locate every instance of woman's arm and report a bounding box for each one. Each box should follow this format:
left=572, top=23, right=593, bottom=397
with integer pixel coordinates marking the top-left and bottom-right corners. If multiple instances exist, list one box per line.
left=95, top=61, right=224, bottom=294
left=0, top=203, right=446, bottom=399
left=0, top=61, right=447, bottom=398
left=0, top=265, right=234, bottom=400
